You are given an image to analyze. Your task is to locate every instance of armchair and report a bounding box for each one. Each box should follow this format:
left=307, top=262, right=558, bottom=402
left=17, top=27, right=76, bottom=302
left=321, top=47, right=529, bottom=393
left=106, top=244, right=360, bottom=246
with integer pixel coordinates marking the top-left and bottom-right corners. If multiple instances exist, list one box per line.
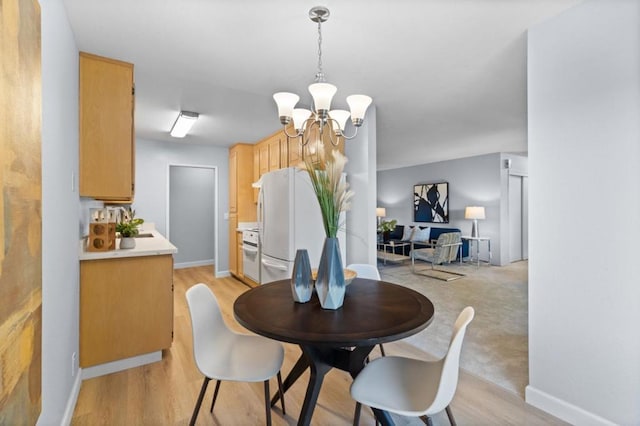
left=411, top=232, right=464, bottom=281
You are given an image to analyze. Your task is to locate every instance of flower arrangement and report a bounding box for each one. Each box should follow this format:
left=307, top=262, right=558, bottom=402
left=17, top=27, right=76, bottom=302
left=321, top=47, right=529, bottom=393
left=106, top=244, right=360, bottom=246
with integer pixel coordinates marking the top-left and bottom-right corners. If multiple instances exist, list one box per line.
left=116, top=207, right=144, bottom=238
left=377, top=219, right=397, bottom=233
left=302, top=149, right=354, bottom=238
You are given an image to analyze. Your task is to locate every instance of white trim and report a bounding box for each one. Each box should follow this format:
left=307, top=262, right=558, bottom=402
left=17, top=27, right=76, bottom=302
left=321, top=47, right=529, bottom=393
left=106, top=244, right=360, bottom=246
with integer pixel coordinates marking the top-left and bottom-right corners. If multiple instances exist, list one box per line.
left=166, top=163, right=219, bottom=277
left=81, top=351, right=162, bottom=380
left=525, top=385, right=617, bottom=426
left=216, top=270, right=231, bottom=278
left=59, top=372, right=82, bottom=426
left=174, top=259, right=214, bottom=269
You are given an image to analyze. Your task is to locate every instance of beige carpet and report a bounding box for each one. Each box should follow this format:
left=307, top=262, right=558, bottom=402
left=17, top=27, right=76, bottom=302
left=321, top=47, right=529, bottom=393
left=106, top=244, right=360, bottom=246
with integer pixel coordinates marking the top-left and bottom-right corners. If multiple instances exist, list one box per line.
left=379, top=259, right=529, bottom=397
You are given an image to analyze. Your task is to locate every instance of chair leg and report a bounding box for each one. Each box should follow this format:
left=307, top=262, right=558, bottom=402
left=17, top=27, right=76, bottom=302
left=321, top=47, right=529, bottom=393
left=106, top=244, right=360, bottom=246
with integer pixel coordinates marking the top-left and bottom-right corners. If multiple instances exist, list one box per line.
left=264, top=380, right=272, bottom=426
left=189, top=377, right=210, bottom=426
left=420, top=415, right=434, bottom=426
left=209, top=379, right=221, bottom=413
left=276, top=371, right=286, bottom=415
left=353, top=402, right=362, bottom=426
left=378, top=343, right=386, bottom=357
left=445, top=405, right=457, bottom=426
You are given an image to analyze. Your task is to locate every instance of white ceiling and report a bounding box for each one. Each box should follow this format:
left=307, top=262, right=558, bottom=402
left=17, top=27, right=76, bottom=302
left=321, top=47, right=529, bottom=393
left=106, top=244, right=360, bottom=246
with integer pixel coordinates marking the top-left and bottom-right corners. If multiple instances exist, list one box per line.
left=62, top=0, right=582, bottom=170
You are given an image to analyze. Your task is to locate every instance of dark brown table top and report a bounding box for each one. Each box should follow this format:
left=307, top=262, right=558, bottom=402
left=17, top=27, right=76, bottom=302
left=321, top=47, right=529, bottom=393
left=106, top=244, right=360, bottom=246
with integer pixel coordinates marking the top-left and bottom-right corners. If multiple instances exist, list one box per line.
left=234, top=278, right=435, bottom=347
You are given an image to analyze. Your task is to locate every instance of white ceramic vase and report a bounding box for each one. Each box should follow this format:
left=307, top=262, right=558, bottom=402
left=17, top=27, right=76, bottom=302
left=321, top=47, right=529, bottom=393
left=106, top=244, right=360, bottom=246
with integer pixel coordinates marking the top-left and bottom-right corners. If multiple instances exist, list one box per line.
left=119, top=237, right=136, bottom=249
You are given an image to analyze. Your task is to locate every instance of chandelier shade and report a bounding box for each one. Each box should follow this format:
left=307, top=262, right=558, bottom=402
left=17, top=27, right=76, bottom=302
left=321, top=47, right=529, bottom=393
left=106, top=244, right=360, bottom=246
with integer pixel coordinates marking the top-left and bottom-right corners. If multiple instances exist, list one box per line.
left=273, top=6, right=373, bottom=148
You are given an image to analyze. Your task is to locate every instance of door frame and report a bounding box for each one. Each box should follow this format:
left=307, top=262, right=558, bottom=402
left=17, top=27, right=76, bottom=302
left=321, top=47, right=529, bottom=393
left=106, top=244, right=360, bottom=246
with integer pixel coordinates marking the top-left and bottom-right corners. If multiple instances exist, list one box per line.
left=166, top=163, right=219, bottom=276
left=507, top=171, right=529, bottom=262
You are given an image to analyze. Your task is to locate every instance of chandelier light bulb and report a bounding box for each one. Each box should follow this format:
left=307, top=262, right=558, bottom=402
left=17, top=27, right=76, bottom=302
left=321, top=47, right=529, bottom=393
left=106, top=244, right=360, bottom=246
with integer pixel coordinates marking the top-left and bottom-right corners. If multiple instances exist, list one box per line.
left=308, top=83, right=337, bottom=112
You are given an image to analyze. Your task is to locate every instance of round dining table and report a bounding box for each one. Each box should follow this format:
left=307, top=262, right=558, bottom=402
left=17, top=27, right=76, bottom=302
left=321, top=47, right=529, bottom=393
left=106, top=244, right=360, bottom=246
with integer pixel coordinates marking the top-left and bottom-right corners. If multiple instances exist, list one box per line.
left=234, top=278, right=435, bottom=426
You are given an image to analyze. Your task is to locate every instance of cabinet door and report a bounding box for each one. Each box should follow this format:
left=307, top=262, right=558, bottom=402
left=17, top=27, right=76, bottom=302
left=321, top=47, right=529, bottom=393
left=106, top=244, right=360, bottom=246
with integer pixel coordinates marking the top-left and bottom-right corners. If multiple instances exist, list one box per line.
left=237, top=235, right=244, bottom=279
left=268, top=135, right=281, bottom=171
left=253, top=148, right=259, bottom=203
left=80, top=255, right=173, bottom=367
left=288, top=136, right=302, bottom=167
left=79, top=52, right=134, bottom=200
left=229, top=148, right=238, bottom=213
left=259, top=143, right=269, bottom=176
left=229, top=214, right=238, bottom=276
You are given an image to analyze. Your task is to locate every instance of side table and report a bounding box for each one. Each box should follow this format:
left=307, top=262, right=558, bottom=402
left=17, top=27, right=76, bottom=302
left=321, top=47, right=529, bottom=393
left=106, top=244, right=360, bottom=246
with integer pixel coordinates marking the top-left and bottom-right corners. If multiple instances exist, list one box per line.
left=461, top=236, right=491, bottom=267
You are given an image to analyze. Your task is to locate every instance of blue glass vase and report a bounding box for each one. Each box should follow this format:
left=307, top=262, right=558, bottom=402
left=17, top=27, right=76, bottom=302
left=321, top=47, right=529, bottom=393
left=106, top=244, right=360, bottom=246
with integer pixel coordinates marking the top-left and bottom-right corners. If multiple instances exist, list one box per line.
left=315, top=237, right=346, bottom=310
left=291, top=249, right=313, bottom=303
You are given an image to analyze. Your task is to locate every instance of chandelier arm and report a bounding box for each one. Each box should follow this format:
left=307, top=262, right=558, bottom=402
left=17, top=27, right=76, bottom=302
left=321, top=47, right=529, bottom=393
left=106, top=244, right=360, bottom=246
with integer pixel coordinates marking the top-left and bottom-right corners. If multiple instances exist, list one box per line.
left=337, top=126, right=360, bottom=140
left=283, top=125, right=304, bottom=140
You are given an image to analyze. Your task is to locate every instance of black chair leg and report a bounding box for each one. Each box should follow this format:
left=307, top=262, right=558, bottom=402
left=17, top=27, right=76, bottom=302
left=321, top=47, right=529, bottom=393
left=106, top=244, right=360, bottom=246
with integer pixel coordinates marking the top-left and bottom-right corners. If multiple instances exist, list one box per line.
left=420, top=415, right=434, bottom=426
left=353, top=402, right=361, bottom=426
left=189, top=377, right=210, bottom=426
left=264, top=380, right=272, bottom=426
left=209, top=379, right=221, bottom=413
left=379, top=343, right=386, bottom=357
left=276, top=371, right=286, bottom=415
left=445, top=405, right=457, bottom=426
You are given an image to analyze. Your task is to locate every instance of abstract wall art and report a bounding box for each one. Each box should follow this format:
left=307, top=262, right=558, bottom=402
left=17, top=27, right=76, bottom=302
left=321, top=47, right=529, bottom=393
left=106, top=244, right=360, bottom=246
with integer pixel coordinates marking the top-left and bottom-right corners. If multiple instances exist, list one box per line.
left=414, top=182, right=449, bottom=223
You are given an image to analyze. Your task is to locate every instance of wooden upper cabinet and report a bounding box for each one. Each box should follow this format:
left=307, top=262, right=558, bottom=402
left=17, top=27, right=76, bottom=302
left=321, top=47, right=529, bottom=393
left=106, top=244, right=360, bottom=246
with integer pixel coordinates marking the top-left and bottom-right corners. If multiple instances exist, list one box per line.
left=268, top=134, right=281, bottom=171
left=228, top=143, right=256, bottom=222
left=258, top=142, right=269, bottom=176
left=79, top=52, right=135, bottom=201
left=229, top=148, right=238, bottom=213
left=288, top=136, right=302, bottom=167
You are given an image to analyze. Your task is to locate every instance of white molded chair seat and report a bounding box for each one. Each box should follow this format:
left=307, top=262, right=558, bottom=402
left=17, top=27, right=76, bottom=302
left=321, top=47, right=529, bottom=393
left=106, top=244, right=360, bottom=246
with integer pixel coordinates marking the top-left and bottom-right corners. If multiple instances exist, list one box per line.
left=351, top=307, right=474, bottom=425
left=186, top=283, right=285, bottom=426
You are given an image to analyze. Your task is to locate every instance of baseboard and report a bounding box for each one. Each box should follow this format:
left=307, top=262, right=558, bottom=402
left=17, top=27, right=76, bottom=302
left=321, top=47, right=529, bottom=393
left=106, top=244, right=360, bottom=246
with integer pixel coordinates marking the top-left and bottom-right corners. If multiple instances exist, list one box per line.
left=173, top=259, right=214, bottom=269
left=525, top=385, right=617, bottom=426
left=216, top=270, right=230, bottom=278
left=60, top=371, right=82, bottom=426
left=81, top=351, right=162, bottom=380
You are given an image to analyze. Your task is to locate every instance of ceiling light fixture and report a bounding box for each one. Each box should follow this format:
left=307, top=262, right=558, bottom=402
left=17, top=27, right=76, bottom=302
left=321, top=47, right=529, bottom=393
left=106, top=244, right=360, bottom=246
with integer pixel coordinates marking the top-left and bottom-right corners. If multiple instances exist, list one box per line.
left=170, top=111, right=199, bottom=138
left=273, top=6, right=372, bottom=149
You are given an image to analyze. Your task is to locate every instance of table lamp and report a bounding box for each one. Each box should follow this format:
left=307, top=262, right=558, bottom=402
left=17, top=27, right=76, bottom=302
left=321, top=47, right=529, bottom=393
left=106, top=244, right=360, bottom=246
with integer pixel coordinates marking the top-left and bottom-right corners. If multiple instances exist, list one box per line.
left=376, top=207, right=386, bottom=226
left=464, top=206, right=485, bottom=238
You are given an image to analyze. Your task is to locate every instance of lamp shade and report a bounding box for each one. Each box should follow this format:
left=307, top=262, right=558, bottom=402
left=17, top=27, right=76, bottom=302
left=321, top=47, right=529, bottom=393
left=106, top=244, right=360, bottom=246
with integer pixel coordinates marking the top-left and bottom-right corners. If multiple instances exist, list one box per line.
left=464, top=206, right=486, bottom=220
left=376, top=207, right=386, bottom=217
left=308, top=82, right=337, bottom=111
left=292, top=108, right=311, bottom=131
left=273, top=92, right=299, bottom=118
left=329, top=109, right=350, bottom=131
left=346, top=94, right=373, bottom=122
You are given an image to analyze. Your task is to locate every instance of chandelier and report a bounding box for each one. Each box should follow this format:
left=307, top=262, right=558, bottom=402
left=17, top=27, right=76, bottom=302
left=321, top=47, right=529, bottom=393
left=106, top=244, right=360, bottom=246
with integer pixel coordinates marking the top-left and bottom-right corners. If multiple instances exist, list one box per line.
left=273, top=6, right=372, bottom=149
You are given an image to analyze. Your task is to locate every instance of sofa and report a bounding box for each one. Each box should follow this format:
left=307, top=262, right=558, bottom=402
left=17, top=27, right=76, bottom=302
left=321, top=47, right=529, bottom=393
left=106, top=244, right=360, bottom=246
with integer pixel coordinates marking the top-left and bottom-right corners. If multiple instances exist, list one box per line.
left=380, top=225, right=469, bottom=259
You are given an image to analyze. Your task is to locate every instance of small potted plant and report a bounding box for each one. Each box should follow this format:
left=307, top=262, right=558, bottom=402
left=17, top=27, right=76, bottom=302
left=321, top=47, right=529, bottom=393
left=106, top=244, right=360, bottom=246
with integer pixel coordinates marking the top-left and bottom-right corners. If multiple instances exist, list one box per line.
left=116, top=207, right=144, bottom=249
left=377, top=219, right=397, bottom=243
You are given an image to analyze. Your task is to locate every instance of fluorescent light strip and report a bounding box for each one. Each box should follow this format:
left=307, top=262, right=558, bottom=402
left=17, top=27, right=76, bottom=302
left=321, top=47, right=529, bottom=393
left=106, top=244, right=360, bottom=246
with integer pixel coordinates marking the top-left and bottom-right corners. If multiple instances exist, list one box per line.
left=170, top=111, right=199, bottom=138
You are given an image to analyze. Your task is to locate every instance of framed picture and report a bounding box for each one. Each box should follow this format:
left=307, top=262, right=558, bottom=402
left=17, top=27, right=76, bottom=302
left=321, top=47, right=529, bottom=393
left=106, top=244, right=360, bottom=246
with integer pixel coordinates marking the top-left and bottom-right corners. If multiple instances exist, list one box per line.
left=414, top=182, right=449, bottom=223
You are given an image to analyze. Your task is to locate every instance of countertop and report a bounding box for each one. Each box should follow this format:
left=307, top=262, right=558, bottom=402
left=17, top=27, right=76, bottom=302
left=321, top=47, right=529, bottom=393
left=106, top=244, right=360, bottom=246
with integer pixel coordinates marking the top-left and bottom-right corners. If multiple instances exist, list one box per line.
left=79, top=225, right=177, bottom=261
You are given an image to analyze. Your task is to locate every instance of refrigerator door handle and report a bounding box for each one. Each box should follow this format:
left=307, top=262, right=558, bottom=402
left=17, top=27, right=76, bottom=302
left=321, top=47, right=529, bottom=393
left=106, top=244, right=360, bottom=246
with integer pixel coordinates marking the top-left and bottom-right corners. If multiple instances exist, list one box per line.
left=261, top=258, right=288, bottom=271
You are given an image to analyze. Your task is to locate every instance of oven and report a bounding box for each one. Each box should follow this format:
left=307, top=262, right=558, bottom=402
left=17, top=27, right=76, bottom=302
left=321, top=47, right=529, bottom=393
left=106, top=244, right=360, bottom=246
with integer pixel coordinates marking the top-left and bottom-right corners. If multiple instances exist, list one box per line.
left=242, top=229, right=260, bottom=283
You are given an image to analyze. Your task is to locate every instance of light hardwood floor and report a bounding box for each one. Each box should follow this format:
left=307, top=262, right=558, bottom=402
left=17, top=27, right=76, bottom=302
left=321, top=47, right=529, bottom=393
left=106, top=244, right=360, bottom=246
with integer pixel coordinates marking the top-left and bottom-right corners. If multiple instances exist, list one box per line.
left=71, top=266, right=566, bottom=425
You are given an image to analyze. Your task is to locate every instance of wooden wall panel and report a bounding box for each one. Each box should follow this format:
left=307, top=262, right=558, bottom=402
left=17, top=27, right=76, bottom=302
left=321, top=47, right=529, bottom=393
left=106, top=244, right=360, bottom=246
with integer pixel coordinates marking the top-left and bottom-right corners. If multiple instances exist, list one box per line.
left=0, top=0, right=43, bottom=423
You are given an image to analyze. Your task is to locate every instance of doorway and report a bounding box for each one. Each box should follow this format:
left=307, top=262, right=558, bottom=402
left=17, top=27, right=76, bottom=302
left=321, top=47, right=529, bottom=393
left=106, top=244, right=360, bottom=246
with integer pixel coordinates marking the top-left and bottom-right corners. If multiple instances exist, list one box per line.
left=509, top=174, right=529, bottom=262
left=167, top=165, right=218, bottom=274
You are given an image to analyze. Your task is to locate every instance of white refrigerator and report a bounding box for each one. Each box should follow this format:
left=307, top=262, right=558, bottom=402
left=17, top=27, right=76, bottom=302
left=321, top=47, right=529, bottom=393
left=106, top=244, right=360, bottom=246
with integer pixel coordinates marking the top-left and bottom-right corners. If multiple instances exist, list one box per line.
left=258, top=167, right=346, bottom=284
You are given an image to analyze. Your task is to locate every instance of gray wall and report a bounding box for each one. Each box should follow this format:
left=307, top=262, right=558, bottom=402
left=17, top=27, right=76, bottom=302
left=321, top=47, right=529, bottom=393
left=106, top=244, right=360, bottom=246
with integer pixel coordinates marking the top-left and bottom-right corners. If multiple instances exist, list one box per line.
left=135, top=138, right=229, bottom=275
left=169, top=166, right=216, bottom=267
left=40, top=0, right=81, bottom=423
left=528, top=0, right=640, bottom=424
left=377, top=153, right=512, bottom=265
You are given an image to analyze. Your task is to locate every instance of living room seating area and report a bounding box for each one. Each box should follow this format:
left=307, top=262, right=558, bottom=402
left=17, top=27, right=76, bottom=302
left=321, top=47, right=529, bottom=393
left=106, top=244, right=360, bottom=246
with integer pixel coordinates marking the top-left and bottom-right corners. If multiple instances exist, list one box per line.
left=379, top=225, right=470, bottom=259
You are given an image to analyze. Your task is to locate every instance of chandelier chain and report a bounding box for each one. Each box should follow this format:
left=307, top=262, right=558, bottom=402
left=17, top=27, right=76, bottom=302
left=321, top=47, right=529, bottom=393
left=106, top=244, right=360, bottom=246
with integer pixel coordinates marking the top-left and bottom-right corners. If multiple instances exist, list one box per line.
left=316, top=20, right=324, bottom=82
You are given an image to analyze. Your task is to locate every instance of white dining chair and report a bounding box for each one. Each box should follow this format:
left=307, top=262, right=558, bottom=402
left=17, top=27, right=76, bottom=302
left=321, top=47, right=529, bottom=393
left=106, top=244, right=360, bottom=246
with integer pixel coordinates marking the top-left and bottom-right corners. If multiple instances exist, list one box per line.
left=185, top=283, right=286, bottom=426
left=350, top=307, right=475, bottom=426
left=346, top=263, right=386, bottom=357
